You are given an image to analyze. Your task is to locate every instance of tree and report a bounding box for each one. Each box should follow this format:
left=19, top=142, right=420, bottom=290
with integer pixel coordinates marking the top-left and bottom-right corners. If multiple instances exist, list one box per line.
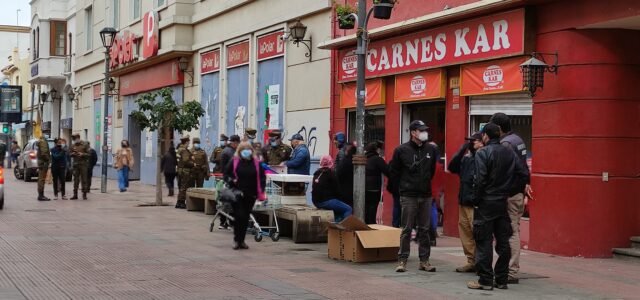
left=130, top=88, right=205, bottom=206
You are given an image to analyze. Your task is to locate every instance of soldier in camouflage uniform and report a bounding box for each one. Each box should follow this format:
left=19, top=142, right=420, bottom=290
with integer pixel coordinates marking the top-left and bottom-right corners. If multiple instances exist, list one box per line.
left=69, top=134, right=90, bottom=200
left=210, top=134, right=228, bottom=173
left=176, top=135, right=194, bottom=209
left=37, top=135, right=51, bottom=201
left=263, top=130, right=292, bottom=166
left=191, top=137, right=209, bottom=188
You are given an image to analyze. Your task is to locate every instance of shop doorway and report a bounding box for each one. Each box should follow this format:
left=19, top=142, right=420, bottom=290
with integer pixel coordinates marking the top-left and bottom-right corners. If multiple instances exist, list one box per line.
left=402, top=101, right=446, bottom=160
left=347, top=109, right=385, bottom=155
left=127, top=115, right=142, bottom=181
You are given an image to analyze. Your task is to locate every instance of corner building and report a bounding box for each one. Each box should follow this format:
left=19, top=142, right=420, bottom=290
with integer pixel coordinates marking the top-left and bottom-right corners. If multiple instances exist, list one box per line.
left=321, top=0, right=640, bottom=257
left=70, top=0, right=332, bottom=185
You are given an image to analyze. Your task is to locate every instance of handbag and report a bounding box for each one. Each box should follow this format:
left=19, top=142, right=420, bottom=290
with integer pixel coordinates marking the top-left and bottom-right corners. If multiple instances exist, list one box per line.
left=219, top=184, right=243, bottom=204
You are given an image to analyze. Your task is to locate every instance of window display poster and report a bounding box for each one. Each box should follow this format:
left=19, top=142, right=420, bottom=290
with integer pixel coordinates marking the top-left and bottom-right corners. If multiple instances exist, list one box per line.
left=267, top=84, right=280, bottom=130
left=0, top=86, right=20, bottom=113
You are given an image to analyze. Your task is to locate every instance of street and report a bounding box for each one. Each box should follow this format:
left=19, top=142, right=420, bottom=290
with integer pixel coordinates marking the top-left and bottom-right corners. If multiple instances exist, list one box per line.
left=0, top=174, right=638, bottom=300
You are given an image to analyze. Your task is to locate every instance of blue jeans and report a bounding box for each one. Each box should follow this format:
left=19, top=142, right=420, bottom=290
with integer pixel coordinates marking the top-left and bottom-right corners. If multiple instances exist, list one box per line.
left=118, top=166, right=129, bottom=191
left=316, top=199, right=352, bottom=222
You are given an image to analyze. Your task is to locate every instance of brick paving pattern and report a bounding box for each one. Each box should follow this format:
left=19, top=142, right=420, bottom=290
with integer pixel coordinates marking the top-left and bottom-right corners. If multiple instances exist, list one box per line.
left=1, top=174, right=639, bottom=299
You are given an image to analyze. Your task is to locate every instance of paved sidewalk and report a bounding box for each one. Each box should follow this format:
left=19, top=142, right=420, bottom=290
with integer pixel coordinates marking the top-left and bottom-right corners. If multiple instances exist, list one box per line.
left=1, top=174, right=639, bottom=299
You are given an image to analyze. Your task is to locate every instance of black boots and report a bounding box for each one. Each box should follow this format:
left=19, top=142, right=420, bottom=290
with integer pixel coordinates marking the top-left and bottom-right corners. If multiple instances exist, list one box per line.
left=37, top=193, right=50, bottom=201
left=175, top=200, right=186, bottom=209
left=82, top=192, right=87, bottom=200
left=70, top=191, right=78, bottom=200
left=168, top=188, right=174, bottom=197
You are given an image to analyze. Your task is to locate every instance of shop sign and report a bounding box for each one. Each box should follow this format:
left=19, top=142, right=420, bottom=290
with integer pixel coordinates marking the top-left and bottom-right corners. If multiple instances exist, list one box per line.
left=60, top=118, right=73, bottom=129
left=460, top=56, right=524, bottom=96
left=227, top=41, right=250, bottom=68
left=340, top=79, right=385, bottom=109
left=142, top=11, right=159, bottom=59
left=200, top=49, right=221, bottom=74
left=395, top=69, right=445, bottom=102
left=110, top=31, right=141, bottom=69
left=119, top=60, right=184, bottom=96
left=0, top=86, right=22, bottom=123
left=93, top=84, right=102, bottom=99
left=338, top=9, right=526, bottom=82
left=41, top=121, right=51, bottom=131
left=257, top=31, right=285, bottom=61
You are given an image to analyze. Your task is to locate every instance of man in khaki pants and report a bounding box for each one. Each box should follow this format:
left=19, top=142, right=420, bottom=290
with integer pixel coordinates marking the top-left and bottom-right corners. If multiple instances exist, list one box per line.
left=448, top=132, right=484, bottom=272
left=490, top=113, right=531, bottom=284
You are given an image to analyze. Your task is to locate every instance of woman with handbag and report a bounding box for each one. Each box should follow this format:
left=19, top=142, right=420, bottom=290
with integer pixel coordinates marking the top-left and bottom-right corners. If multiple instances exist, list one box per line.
left=224, top=142, right=266, bottom=250
left=115, top=140, right=134, bottom=193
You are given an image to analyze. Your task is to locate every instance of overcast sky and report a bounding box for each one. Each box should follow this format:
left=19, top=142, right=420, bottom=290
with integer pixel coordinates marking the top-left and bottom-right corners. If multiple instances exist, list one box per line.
left=0, top=0, right=32, bottom=27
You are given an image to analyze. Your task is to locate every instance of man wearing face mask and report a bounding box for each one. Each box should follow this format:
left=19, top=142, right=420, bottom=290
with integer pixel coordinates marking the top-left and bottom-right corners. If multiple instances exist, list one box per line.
left=176, top=135, right=194, bottom=209
left=389, top=120, right=438, bottom=273
left=70, top=134, right=90, bottom=200
left=285, top=134, right=310, bottom=175
left=191, top=137, right=209, bottom=188
left=244, top=128, right=257, bottom=143
left=210, top=134, right=228, bottom=173
left=264, top=130, right=292, bottom=167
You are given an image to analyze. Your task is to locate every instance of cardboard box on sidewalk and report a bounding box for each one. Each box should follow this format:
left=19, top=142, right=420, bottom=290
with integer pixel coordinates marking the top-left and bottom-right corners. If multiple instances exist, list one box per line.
left=327, top=216, right=400, bottom=263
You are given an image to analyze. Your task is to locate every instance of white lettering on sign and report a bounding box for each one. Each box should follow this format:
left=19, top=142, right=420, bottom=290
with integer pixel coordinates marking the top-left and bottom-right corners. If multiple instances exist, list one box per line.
left=338, top=9, right=525, bottom=81
left=411, top=75, right=426, bottom=96
left=483, top=65, right=504, bottom=88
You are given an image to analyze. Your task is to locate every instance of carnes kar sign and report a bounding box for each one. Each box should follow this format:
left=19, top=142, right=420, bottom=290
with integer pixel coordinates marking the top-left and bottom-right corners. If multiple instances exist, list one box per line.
left=338, top=9, right=527, bottom=81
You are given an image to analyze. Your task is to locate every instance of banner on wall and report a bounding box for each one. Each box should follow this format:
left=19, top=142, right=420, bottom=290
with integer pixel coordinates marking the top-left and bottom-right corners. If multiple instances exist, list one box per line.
left=460, top=56, right=525, bottom=96
left=338, top=9, right=527, bottom=82
left=266, top=85, right=280, bottom=130
left=340, top=79, right=385, bottom=109
left=395, top=69, right=445, bottom=102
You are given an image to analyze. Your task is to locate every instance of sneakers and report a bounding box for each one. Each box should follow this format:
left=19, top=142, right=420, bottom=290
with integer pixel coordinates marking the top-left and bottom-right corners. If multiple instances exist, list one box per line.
left=419, top=261, right=436, bottom=272
left=467, top=281, right=493, bottom=290
left=494, top=282, right=508, bottom=290
left=239, top=242, right=249, bottom=250
left=395, top=260, right=407, bottom=272
left=218, top=225, right=229, bottom=230
left=507, top=276, right=519, bottom=284
left=61, top=195, right=68, bottom=200
left=456, top=263, right=476, bottom=273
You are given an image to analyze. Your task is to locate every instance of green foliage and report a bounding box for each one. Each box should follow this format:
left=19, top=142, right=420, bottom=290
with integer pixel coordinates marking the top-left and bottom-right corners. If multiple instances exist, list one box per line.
left=130, top=87, right=205, bottom=134
left=334, top=1, right=357, bottom=17
left=373, top=0, right=397, bottom=4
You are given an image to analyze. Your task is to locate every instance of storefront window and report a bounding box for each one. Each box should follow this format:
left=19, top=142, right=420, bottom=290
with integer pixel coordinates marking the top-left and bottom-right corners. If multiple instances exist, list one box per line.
left=347, top=109, right=385, bottom=154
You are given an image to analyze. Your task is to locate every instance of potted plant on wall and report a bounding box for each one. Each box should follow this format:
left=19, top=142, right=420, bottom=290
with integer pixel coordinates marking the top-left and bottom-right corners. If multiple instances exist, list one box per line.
left=373, top=0, right=397, bottom=20
left=335, top=1, right=357, bottom=29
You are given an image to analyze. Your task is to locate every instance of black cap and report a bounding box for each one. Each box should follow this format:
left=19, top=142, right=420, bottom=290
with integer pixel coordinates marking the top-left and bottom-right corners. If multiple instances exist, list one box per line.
left=465, top=132, right=483, bottom=141
left=268, top=130, right=282, bottom=138
left=289, top=133, right=304, bottom=141
left=229, top=135, right=241, bottom=143
left=220, top=134, right=229, bottom=141
left=409, top=120, right=429, bottom=131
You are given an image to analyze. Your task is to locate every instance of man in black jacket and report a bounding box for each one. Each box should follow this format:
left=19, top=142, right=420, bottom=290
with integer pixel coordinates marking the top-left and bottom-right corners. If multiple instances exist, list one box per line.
left=86, top=142, right=98, bottom=193
left=448, top=132, right=483, bottom=273
left=467, top=123, right=528, bottom=291
left=490, top=112, right=531, bottom=284
left=389, top=120, right=437, bottom=273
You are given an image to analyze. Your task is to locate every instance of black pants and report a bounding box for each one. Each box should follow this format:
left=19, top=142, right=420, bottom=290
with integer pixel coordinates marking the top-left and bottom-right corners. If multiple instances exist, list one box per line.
left=51, top=166, right=66, bottom=196
left=365, top=190, right=381, bottom=224
left=474, top=214, right=513, bottom=286
left=164, top=173, right=176, bottom=190
left=232, top=195, right=256, bottom=243
left=87, top=167, right=93, bottom=190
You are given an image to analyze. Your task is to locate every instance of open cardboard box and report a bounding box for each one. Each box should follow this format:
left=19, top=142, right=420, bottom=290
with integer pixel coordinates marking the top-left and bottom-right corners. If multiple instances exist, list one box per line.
left=327, top=216, right=401, bottom=263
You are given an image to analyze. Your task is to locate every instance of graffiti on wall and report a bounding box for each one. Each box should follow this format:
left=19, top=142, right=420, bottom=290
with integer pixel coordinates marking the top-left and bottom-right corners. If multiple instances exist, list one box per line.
left=297, top=126, right=318, bottom=157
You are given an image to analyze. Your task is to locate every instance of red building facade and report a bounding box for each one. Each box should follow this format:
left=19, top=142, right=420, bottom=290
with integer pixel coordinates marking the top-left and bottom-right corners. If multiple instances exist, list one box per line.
left=322, top=0, right=640, bottom=257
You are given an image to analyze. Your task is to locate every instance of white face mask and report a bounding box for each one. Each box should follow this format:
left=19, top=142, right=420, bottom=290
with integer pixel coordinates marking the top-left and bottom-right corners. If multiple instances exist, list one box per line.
left=418, top=131, right=429, bottom=142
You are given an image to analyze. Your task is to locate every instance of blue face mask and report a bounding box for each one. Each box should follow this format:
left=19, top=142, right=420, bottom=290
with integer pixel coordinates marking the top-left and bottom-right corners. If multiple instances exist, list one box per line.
left=219, top=141, right=226, bottom=147
left=240, top=149, right=253, bottom=159
left=270, top=142, right=278, bottom=147
left=194, top=143, right=200, bottom=150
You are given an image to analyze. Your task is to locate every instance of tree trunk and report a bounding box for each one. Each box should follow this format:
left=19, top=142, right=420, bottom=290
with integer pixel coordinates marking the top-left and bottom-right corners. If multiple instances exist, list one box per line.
left=155, top=125, right=164, bottom=206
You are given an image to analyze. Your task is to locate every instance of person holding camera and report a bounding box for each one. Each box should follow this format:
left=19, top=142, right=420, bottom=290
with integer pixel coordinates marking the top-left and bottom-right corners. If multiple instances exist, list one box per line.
left=389, top=120, right=438, bottom=273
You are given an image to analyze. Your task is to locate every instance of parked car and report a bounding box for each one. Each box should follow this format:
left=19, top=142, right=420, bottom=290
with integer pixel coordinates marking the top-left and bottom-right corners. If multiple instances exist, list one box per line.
left=0, top=166, right=4, bottom=209
left=13, top=138, right=71, bottom=182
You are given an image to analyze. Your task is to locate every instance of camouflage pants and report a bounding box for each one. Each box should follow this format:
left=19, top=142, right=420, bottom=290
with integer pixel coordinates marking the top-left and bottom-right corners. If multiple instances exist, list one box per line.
left=37, top=166, right=49, bottom=194
left=73, top=164, right=89, bottom=193
left=193, top=170, right=208, bottom=188
left=177, top=171, right=193, bottom=202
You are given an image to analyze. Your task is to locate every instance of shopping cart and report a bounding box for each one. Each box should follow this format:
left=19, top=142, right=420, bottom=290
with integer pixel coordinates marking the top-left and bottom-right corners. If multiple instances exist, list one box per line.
left=209, top=177, right=283, bottom=242
left=247, top=181, right=283, bottom=242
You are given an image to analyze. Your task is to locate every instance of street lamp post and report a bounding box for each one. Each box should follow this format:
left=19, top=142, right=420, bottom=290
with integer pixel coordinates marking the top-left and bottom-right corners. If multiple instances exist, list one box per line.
left=99, top=27, right=117, bottom=194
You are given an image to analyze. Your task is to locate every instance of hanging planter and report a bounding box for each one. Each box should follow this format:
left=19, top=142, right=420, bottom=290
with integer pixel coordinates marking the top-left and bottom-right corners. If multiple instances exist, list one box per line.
left=335, top=2, right=357, bottom=30
left=373, top=0, right=397, bottom=20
